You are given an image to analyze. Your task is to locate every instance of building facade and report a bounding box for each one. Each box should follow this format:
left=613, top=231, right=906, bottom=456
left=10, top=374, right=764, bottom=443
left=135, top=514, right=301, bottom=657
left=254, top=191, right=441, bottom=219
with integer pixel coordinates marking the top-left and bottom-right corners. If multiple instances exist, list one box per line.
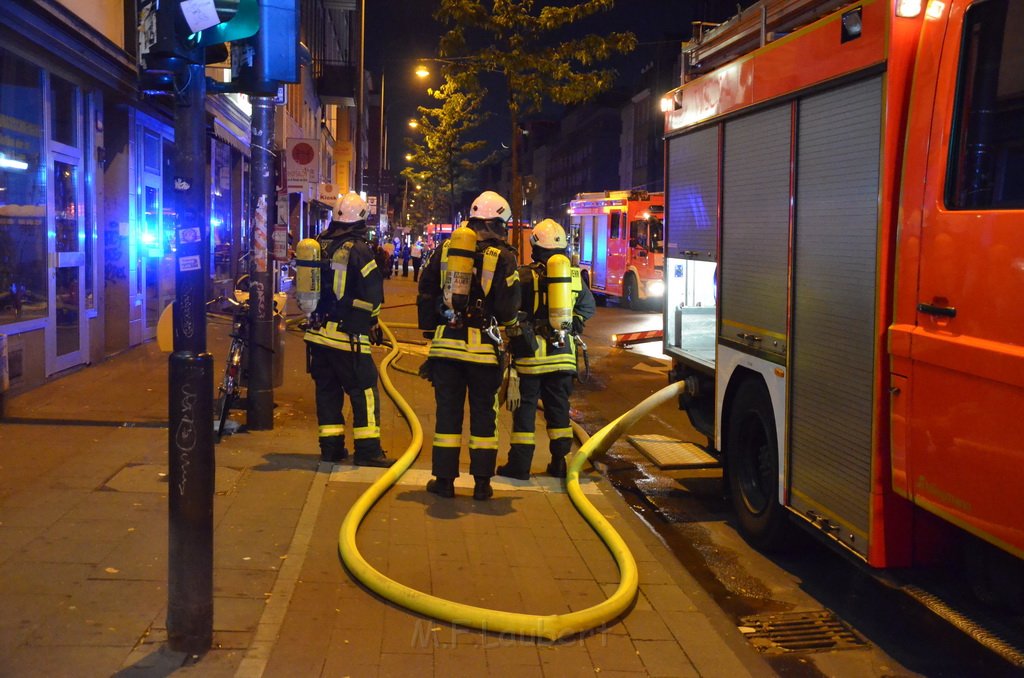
left=0, top=0, right=360, bottom=398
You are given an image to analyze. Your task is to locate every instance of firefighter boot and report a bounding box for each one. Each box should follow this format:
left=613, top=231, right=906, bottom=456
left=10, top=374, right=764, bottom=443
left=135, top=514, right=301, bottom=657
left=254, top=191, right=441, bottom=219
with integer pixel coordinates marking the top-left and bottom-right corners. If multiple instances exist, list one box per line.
left=546, top=455, right=567, bottom=479
left=354, top=450, right=396, bottom=468
left=320, top=437, right=349, bottom=464
left=426, top=477, right=456, bottom=498
left=473, top=476, right=494, bottom=501
left=495, top=457, right=531, bottom=480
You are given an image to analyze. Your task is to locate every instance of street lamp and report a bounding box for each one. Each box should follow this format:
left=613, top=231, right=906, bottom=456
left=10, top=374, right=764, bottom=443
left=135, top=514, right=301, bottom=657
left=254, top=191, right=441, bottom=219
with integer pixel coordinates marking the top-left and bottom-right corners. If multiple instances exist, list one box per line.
left=376, top=70, right=387, bottom=237
left=408, top=119, right=418, bottom=129
left=415, top=65, right=430, bottom=78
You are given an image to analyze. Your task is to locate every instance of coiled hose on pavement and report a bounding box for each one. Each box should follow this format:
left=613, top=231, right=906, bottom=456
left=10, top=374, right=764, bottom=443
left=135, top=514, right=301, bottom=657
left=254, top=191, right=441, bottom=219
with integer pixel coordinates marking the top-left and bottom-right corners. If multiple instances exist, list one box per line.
left=337, top=319, right=686, bottom=640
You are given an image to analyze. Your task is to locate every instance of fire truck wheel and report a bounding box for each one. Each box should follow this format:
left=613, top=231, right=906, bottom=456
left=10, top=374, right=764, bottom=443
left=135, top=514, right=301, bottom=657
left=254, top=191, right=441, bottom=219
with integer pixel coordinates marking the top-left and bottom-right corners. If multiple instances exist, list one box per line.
left=964, top=534, right=1024, bottom=612
left=623, top=274, right=640, bottom=310
left=726, top=377, right=793, bottom=552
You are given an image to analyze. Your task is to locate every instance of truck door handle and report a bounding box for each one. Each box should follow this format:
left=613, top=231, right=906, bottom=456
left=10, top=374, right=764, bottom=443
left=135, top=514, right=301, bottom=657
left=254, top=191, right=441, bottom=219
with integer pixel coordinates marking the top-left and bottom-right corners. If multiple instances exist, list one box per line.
left=917, top=302, right=957, bottom=318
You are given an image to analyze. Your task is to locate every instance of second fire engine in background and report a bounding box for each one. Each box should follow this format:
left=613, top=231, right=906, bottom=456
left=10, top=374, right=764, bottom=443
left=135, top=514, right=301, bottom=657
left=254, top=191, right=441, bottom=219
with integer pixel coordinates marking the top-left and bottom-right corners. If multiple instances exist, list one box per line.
left=567, top=190, right=665, bottom=310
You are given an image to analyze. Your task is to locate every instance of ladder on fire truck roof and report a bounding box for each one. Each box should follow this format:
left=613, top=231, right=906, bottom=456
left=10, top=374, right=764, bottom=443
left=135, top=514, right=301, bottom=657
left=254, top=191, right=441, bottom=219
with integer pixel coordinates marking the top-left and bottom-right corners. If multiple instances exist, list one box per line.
left=683, top=0, right=855, bottom=79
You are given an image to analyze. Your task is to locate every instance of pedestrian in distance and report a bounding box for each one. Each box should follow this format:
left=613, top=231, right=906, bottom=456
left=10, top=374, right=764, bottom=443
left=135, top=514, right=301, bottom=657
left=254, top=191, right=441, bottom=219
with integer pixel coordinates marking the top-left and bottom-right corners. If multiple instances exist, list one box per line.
left=410, top=239, right=424, bottom=282
left=299, top=192, right=395, bottom=468
left=497, top=219, right=595, bottom=479
left=402, top=243, right=411, bottom=277
left=417, top=191, right=522, bottom=500
left=392, top=238, right=401, bottom=277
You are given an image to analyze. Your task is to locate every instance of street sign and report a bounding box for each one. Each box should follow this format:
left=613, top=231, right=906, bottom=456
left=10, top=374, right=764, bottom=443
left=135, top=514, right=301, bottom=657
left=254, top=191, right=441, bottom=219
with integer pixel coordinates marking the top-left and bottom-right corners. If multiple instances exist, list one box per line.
left=287, top=138, right=318, bottom=194
left=318, top=183, right=340, bottom=204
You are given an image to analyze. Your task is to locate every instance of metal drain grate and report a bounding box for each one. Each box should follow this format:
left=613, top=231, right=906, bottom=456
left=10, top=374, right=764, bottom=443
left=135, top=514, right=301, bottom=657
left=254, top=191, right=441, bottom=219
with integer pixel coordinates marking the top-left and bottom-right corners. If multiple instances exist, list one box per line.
left=738, top=610, right=868, bottom=654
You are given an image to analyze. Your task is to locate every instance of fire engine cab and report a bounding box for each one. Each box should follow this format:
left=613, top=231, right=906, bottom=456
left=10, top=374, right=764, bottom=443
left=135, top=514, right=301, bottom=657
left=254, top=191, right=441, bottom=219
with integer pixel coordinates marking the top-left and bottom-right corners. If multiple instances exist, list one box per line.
left=568, top=190, right=665, bottom=309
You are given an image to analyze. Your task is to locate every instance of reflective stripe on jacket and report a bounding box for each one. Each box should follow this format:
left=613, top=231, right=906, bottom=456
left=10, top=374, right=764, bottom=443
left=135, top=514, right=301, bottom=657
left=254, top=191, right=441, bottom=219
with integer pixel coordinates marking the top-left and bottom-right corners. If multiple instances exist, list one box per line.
left=304, top=323, right=372, bottom=353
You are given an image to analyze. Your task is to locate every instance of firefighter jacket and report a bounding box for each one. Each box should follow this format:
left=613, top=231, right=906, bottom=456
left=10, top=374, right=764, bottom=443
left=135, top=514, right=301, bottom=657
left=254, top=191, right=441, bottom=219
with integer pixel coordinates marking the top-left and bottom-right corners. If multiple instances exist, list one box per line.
left=513, top=260, right=596, bottom=375
left=304, top=222, right=383, bottom=353
left=417, top=234, right=520, bottom=366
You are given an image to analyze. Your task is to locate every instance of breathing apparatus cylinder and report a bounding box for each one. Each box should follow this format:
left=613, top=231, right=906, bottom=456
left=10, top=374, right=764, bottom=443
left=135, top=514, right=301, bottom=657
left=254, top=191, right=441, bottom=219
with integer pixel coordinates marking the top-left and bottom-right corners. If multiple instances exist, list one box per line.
left=546, top=253, right=573, bottom=347
left=295, top=237, right=322, bottom=315
left=443, top=225, right=478, bottom=316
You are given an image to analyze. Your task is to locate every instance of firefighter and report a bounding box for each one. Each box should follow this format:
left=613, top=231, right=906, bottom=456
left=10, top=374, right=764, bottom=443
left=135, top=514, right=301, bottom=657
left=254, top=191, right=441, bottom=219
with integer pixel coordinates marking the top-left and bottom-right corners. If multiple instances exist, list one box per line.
left=299, top=192, right=394, bottom=467
left=417, top=191, right=521, bottom=500
left=496, top=218, right=595, bottom=479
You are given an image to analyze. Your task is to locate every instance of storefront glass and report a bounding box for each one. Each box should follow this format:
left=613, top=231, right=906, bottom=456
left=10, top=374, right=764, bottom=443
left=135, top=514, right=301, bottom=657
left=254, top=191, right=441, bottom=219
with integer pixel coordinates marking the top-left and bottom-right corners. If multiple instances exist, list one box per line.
left=50, top=74, right=78, bottom=148
left=0, top=48, right=47, bottom=324
left=53, top=159, right=80, bottom=356
left=211, top=139, right=233, bottom=291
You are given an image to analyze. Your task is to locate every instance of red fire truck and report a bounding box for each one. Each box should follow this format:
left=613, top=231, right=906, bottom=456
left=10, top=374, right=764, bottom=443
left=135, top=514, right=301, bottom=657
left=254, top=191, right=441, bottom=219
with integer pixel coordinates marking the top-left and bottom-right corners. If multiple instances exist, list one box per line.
left=568, top=190, right=665, bottom=309
left=662, top=0, right=1024, bottom=601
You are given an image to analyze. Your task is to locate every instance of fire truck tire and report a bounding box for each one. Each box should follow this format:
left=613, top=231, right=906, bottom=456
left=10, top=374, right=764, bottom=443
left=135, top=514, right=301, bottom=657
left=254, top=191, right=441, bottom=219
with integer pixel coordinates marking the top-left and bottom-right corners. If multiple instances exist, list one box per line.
left=726, top=377, right=793, bottom=552
left=964, top=535, right=1024, bottom=612
left=623, top=274, right=640, bottom=310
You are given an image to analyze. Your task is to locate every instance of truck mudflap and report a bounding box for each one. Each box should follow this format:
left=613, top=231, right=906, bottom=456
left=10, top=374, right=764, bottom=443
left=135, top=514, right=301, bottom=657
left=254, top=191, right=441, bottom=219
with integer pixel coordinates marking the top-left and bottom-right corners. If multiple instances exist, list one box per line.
left=668, top=361, right=715, bottom=440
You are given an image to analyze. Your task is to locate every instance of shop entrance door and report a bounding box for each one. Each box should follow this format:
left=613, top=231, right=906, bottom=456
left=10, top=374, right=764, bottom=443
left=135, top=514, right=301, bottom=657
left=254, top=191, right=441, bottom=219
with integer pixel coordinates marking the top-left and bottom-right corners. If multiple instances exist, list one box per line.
left=47, top=152, right=86, bottom=374
left=139, top=171, right=163, bottom=340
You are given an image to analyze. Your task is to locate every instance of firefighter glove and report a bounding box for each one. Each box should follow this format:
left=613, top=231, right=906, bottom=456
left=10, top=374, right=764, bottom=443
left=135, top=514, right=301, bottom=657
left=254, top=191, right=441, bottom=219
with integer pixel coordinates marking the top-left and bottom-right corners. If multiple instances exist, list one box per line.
left=418, top=357, right=435, bottom=383
left=368, top=323, right=384, bottom=346
left=505, top=366, right=521, bottom=412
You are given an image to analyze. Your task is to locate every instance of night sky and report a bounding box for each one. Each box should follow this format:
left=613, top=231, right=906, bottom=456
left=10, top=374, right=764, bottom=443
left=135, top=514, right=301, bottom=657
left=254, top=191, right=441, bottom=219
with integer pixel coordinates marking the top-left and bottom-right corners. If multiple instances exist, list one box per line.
left=365, top=1, right=742, bottom=172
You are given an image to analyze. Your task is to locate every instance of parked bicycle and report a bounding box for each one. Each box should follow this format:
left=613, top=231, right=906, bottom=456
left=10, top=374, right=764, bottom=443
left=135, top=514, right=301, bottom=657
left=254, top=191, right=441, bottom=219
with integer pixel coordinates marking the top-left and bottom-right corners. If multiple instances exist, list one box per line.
left=211, top=273, right=291, bottom=442
left=213, top=293, right=250, bottom=442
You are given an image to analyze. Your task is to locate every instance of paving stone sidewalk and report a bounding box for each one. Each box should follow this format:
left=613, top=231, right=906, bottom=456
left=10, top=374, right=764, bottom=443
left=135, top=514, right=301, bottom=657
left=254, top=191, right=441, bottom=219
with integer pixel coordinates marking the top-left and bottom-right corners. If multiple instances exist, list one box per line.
left=0, top=278, right=772, bottom=677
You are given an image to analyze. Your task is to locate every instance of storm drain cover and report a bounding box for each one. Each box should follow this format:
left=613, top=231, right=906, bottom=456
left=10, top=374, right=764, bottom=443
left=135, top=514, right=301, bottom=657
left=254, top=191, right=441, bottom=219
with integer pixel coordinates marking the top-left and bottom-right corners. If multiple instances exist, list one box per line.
left=627, top=434, right=720, bottom=469
left=738, top=610, right=868, bottom=654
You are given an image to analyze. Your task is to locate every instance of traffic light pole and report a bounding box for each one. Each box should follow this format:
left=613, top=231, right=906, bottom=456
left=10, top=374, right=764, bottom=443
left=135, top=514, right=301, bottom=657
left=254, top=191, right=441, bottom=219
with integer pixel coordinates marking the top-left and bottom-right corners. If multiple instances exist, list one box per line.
left=167, top=60, right=214, bottom=654
left=246, top=95, right=275, bottom=430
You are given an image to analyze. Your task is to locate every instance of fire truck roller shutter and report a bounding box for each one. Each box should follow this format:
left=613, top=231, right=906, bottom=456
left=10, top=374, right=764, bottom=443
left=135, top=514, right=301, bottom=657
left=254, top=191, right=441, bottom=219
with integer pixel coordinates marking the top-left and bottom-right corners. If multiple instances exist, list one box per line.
left=665, top=126, right=719, bottom=366
left=789, top=76, right=883, bottom=559
left=720, top=104, right=791, bottom=361
left=666, top=127, right=718, bottom=263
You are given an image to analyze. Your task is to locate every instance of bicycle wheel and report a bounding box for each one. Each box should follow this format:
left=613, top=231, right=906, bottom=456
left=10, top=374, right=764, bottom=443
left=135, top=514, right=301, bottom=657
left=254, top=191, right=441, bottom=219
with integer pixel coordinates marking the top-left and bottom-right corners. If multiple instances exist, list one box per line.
left=216, top=339, right=243, bottom=442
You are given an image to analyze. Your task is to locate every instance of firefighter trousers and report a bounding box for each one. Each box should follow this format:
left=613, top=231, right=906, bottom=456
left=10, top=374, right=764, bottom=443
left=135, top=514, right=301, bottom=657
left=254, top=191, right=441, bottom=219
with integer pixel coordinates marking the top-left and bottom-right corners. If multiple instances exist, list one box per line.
left=308, top=343, right=382, bottom=461
left=505, top=372, right=574, bottom=475
left=430, top=358, right=503, bottom=479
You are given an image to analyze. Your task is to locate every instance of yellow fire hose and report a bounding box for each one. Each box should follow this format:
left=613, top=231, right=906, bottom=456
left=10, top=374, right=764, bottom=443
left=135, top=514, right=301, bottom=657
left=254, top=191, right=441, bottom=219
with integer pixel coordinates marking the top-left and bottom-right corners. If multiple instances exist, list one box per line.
left=337, top=319, right=686, bottom=640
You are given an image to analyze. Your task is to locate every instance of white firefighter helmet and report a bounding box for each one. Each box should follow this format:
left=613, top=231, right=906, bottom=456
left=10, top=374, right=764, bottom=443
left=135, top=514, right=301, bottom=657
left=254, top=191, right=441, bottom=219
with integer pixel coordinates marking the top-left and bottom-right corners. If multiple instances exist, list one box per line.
left=469, top=191, right=511, bottom=223
left=334, top=191, right=369, bottom=223
left=530, top=218, right=567, bottom=250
